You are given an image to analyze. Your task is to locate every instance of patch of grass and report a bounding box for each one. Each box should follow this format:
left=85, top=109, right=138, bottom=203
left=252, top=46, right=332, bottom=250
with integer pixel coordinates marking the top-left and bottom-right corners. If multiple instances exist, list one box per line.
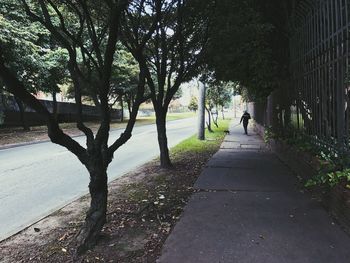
left=137, top=111, right=196, bottom=123
left=0, top=117, right=231, bottom=263
left=0, top=112, right=196, bottom=146
left=166, top=112, right=196, bottom=121
left=171, top=118, right=231, bottom=160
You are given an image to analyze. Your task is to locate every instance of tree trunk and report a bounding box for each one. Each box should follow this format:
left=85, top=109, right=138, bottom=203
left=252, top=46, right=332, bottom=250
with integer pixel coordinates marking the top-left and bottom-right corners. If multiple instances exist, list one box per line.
left=127, top=100, right=132, bottom=118
left=221, top=106, right=225, bottom=120
left=205, top=106, right=213, bottom=132
left=120, top=96, right=124, bottom=122
left=155, top=109, right=172, bottom=168
left=76, top=163, right=108, bottom=255
left=14, top=96, right=30, bottom=131
left=52, top=91, right=58, bottom=121
left=212, top=108, right=218, bottom=128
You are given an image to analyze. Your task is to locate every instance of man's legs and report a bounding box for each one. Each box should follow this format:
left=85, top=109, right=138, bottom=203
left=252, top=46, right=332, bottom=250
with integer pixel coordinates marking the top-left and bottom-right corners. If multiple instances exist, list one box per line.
left=243, top=123, right=248, bottom=135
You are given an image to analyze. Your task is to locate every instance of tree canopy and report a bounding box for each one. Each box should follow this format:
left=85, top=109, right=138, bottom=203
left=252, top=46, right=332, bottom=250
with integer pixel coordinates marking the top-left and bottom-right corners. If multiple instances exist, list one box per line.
left=122, top=0, right=214, bottom=167
left=188, top=96, right=198, bottom=112
left=0, top=0, right=69, bottom=95
left=205, top=0, right=290, bottom=101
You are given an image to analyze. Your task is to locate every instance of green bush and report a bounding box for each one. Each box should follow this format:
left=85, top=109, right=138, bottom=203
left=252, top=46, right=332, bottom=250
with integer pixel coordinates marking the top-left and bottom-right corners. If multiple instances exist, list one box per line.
left=306, top=169, right=350, bottom=188
left=263, top=126, right=276, bottom=143
left=262, top=125, right=350, bottom=188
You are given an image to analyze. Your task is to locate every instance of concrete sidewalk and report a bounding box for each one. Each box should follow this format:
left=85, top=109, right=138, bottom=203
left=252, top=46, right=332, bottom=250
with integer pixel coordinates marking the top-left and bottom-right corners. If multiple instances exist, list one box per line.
left=158, top=121, right=350, bottom=263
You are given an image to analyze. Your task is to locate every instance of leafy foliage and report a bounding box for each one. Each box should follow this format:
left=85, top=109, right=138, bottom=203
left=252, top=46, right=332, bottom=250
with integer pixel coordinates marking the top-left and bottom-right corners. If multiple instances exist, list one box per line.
left=110, top=45, right=143, bottom=109
left=306, top=169, right=350, bottom=188
left=123, top=0, right=213, bottom=106
left=188, top=96, right=198, bottom=112
left=122, top=0, right=214, bottom=167
left=204, top=0, right=290, bottom=101
left=263, top=126, right=276, bottom=143
left=66, top=43, right=142, bottom=108
left=0, top=0, right=45, bottom=91
left=206, top=81, right=233, bottom=110
left=270, top=130, right=350, bottom=189
left=0, top=0, right=69, bottom=95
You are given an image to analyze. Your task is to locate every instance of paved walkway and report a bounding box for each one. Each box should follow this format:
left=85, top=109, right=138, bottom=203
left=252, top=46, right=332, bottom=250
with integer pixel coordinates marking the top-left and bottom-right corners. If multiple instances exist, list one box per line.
left=158, top=120, right=350, bottom=263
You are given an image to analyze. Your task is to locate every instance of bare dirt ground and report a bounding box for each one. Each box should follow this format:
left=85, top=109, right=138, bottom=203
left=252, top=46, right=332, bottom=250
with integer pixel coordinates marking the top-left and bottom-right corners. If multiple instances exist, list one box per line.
left=0, top=144, right=217, bottom=263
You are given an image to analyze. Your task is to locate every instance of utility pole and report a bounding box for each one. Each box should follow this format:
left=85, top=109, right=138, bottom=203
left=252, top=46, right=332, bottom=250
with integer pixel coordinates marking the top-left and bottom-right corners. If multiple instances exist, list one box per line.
left=198, top=81, right=206, bottom=140
left=233, top=94, right=236, bottom=118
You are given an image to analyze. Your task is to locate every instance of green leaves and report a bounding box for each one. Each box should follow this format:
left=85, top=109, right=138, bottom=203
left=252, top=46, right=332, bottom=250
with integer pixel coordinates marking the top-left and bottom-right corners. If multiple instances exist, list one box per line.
left=263, top=126, right=276, bottom=143
left=306, top=169, right=350, bottom=188
left=204, top=0, right=288, bottom=101
left=206, top=81, right=233, bottom=110
left=188, top=96, right=198, bottom=112
left=40, top=48, right=69, bottom=93
left=0, top=0, right=68, bottom=94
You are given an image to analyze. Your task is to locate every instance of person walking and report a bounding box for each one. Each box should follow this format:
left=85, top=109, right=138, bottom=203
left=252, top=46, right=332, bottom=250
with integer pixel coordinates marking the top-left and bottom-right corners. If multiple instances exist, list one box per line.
left=240, top=110, right=251, bottom=135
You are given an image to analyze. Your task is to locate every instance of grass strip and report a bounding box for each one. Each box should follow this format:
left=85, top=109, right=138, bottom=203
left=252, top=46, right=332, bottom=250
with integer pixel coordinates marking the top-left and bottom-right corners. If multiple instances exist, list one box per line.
left=0, top=118, right=231, bottom=263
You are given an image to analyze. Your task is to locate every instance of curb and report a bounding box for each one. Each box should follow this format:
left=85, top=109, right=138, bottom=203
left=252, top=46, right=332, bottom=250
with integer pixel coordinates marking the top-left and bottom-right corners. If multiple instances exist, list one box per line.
left=0, top=117, right=196, bottom=151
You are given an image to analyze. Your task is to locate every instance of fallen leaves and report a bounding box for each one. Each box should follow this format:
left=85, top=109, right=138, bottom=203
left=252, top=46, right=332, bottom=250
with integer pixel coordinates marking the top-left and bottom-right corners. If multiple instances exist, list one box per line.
left=58, top=233, right=69, bottom=241
left=1, top=144, right=219, bottom=263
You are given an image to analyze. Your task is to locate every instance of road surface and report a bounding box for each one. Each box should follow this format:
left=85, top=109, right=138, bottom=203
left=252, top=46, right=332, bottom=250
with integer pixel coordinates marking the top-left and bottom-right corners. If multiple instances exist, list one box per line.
left=0, top=117, right=197, bottom=241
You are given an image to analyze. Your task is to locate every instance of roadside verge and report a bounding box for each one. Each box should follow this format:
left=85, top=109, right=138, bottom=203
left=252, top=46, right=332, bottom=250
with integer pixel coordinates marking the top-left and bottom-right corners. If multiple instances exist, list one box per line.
left=0, top=119, right=230, bottom=263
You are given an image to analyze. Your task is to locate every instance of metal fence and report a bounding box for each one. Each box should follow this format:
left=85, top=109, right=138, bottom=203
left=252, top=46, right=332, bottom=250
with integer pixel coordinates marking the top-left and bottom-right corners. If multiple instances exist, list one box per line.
left=0, top=94, right=122, bottom=126
left=289, top=0, right=350, bottom=152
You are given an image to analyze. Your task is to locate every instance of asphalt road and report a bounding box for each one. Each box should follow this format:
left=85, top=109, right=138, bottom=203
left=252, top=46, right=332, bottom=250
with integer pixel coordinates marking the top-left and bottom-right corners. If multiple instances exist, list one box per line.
left=0, top=117, right=197, bottom=241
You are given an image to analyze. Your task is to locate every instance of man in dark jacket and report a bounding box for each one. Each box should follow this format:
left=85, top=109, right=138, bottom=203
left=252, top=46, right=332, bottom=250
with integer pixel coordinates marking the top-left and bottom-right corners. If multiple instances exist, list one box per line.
left=240, top=111, right=251, bottom=135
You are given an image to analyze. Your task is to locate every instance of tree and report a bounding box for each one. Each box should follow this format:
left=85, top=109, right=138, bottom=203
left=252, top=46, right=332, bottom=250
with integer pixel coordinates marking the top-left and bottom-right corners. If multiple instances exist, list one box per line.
left=0, top=0, right=70, bottom=128
left=0, top=0, right=151, bottom=253
left=204, top=0, right=287, bottom=101
left=66, top=43, right=143, bottom=119
left=0, top=0, right=47, bottom=130
left=122, top=0, right=213, bottom=168
left=188, top=96, right=198, bottom=112
left=205, top=89, right=216, bottom=130
left=202, top=75, right=233, bottom=129
left=216, top=81, right=233, bottom=120
left=40, top=47, right=70, bottom=119
left=109, top=44, right=144, bottom=118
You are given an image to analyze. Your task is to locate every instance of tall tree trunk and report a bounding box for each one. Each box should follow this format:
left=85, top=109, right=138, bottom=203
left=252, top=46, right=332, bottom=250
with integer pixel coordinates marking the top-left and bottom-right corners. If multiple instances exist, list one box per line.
left=205, top=106, right=213, bottom=132
left=52, top=91, right=58, bottom=121
left=127, top=100, right=132, bottom=118
left=155, top=108, right=172, bottom=168
left=76, top=161, right=108, bottom=255
left=212, top=108, right=218, bottom=128
left=120, top=96, right=124, bottom=122
left=221, top=106, right=225, bottom=120
left=14, top=96, right=30, bottom=131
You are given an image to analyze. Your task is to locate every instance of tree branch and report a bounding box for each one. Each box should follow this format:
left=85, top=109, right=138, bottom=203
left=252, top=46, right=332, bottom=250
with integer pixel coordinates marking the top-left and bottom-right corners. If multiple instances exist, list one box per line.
left=0, top=51, right=88, bottom=164
left=108, top=68, right=147, bottom=157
